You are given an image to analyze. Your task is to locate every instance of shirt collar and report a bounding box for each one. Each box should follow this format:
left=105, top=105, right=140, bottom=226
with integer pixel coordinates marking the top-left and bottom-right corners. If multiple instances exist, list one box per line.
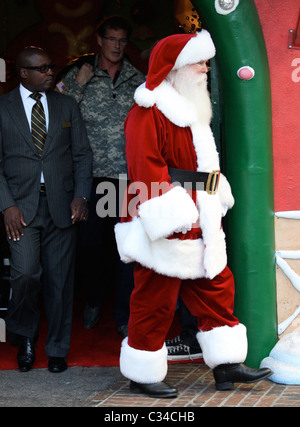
left=19, top=84, right=46, bottom=101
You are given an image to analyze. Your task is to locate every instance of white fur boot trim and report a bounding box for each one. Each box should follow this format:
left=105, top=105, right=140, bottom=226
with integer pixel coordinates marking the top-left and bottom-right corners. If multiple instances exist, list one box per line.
left=120, top=338, right=168, bottom=383
left=197, top=324, right=248, bottom=369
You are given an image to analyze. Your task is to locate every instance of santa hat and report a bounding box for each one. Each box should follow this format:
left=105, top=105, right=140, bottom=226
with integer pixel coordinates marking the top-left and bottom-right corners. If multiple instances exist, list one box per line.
left=135, top=29, right=216, bottom=108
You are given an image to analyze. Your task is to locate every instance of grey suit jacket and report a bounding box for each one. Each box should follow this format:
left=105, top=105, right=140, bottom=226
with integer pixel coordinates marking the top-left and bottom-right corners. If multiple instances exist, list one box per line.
left=0, top=87, right=93, bottom=228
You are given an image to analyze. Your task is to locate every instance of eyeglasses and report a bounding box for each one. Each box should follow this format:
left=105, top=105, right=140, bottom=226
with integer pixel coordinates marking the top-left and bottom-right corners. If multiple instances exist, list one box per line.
left=21, top=63, right=55, bottom=73
left=102, top=36, right=128, bottom=46
left=199, top=61, right=212, bottom=72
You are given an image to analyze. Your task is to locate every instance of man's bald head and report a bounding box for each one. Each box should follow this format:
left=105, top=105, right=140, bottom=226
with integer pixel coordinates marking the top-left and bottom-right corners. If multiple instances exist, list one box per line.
left=16, top=46, right=48, bottom=72
left=16, top=46, right=54, bottom=93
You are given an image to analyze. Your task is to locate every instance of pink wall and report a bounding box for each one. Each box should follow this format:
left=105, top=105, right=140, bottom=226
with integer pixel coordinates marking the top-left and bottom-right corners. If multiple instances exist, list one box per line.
left=254, top=0, right=300, bottom=212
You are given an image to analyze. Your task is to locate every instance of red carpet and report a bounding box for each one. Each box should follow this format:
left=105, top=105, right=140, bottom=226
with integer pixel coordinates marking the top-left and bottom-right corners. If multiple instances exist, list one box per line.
left=0, top=293, right=195, bottom=371
left=0, top=294, right=124, bottom=370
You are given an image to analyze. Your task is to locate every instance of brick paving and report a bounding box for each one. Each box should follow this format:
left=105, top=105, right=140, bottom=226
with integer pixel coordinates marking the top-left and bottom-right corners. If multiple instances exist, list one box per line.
left=89, top=363, right=300, bottom=408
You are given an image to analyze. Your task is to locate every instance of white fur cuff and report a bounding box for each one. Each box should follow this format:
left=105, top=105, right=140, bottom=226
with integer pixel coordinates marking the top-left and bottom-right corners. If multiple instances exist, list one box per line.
left=197, top=324, right=248, bottom=369
left=218, top=174, right=235, bottom=210
left=120, top=338, right=168, bottom=383
left=138, top=186, right=199, bottom=241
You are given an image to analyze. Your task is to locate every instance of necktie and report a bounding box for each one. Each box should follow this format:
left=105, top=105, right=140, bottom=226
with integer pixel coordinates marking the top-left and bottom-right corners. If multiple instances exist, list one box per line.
left=30, top=92, right=47, bottom=156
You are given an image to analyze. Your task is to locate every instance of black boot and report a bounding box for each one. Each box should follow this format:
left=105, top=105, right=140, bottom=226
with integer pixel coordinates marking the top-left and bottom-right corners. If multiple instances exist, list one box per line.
left=130, top=381, right=178, bottom=398
left=213, top=363, right=273, bottom=391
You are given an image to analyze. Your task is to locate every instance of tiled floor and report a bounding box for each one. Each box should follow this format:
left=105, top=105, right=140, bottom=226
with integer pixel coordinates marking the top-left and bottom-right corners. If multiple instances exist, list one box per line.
left=89, top=363, right=300, bottom=408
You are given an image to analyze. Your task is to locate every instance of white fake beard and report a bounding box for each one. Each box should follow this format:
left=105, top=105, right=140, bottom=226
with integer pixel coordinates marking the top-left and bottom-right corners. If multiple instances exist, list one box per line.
left=168, top=66, right=213, bottom=125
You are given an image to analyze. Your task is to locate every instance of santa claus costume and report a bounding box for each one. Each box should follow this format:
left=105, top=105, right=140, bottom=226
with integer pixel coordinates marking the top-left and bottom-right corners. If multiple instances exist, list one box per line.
left=115, top=30, right=271, bottom=396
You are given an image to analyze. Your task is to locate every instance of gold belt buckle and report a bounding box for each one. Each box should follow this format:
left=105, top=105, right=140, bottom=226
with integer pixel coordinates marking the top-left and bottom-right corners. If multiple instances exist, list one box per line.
left=206, top=170, right=220, bottom=195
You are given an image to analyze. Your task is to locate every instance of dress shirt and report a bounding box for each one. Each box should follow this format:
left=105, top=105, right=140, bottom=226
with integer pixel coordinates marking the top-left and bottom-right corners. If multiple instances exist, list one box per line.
left=19, top=84, right=48, bottom=182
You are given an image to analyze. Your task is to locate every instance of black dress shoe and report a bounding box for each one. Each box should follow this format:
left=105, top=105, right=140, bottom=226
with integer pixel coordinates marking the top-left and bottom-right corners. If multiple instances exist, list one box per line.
left=130, top=381, right=178, bottom=398
left=213, top=363, right=273, bottom=390
left=48, top=357, right=68, bottom=373
left=17, top=337, right=36, bottom=372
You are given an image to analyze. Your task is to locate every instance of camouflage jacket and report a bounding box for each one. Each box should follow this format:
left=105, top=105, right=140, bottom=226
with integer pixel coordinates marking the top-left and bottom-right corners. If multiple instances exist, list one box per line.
left=57, top=55, right=145, bottom=178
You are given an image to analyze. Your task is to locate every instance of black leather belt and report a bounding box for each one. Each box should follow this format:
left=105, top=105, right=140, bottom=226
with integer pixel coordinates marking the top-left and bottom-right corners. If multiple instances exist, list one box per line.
left=168, top=167, right=220, bottom=195
left=40, top=183, right=46, bottom=193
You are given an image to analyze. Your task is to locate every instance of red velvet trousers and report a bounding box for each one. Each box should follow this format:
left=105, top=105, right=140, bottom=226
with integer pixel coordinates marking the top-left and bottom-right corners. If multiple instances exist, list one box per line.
left=127, top=263, right=239, bottom=352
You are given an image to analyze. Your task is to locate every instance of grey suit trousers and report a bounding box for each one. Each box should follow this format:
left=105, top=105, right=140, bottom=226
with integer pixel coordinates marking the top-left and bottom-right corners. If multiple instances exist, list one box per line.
left=6, top=192, right=77, bottom=357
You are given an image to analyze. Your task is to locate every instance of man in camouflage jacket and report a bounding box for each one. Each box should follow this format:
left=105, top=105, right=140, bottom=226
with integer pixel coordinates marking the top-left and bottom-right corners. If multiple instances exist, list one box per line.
left=56, top=16, right=145, bottom=333
left=57, top=53, right=144, bottom=179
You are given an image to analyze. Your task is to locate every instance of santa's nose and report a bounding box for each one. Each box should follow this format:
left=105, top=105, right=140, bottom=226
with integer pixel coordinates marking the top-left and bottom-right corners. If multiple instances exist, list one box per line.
left=198, top=61, right=211, bottom=73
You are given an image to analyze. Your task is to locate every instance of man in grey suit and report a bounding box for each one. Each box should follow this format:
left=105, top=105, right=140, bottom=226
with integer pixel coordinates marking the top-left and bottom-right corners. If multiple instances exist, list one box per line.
left=0, top=47, right=93, bottom=372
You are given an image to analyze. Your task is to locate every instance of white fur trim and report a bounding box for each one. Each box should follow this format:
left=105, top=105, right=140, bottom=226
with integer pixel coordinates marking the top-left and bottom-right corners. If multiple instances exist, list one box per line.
left=191, top=122, right=220, bottom=171
left=191, top=121, right=233, bottom=279
left=134, top=82, right=156, bottom=108
left=197, top=324, right=248, bottom=369
left=138, top=186, right=199, bottom=241
left=134, top=80, right=198, bottom=126
left=218, top=174, right=235, bottom=210
left=120, top=338, right=168, bottom=383
left=115, top=217, right=207, bottom=279
left=197, top=192, right=227, bottom=279
left=203, top=230, right=227, bottom=279
left=115, top=214, right=228, bottom=280
left=173, top=30, right=216, bottom=70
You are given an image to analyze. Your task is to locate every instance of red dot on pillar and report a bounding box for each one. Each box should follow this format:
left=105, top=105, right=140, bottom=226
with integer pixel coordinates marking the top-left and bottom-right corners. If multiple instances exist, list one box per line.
left=237, top=66, right=255, bottom=80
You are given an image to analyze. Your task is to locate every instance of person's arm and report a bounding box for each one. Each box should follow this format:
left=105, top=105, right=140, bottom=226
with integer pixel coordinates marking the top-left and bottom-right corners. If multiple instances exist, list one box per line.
left=0, top=125, right=26, bottom=240
left=68, top=98, right=93, bottom=223
left=56, top=65, right=93, bottom=104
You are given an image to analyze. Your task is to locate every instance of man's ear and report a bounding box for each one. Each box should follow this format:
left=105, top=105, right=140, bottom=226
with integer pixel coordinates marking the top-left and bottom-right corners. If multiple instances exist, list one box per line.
left=19, top=68, right=27, bottom=79
left=96, top=34, right=103, bottom=48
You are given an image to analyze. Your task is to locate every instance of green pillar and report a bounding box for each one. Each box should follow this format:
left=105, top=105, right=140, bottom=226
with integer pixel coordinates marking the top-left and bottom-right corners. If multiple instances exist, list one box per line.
left=192, top=0, right=277, bottom=367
